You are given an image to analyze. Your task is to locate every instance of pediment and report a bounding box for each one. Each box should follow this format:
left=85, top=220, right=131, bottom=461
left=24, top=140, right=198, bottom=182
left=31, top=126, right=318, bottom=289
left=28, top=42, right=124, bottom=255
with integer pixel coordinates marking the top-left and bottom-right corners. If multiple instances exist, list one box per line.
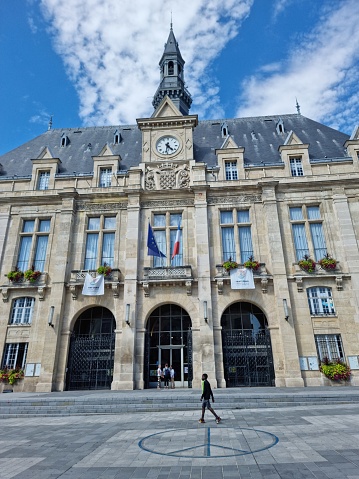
left=284, top=130, right=303, bottom=146
left=37, top=147, right=54, bottom=159
left=350, top=125, right=359, bottom=140
left=152, top=95, right=183, bottom=118
left=221, top=135, right=239, bottom=149
left=98, top=143, right=115, bottom=156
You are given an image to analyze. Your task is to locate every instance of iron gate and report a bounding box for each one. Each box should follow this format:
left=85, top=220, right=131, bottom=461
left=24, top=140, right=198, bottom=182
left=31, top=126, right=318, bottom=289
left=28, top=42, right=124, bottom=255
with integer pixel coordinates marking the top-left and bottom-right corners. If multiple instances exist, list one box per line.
left=66, top=332, right=115, bottom=390
left=222, top=329, right=275, bottom=387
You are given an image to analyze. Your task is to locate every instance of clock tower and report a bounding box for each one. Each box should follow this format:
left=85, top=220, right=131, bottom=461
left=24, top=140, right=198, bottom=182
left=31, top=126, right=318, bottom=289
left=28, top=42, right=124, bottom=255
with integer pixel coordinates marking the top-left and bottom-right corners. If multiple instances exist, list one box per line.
left=152, top=25, right=192, bottom=115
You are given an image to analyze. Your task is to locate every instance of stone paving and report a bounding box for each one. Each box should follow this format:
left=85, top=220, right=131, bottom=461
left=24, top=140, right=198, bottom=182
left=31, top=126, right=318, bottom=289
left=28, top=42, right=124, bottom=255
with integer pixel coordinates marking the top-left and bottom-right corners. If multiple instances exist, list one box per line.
left=1, top=400, right=359, bottom=478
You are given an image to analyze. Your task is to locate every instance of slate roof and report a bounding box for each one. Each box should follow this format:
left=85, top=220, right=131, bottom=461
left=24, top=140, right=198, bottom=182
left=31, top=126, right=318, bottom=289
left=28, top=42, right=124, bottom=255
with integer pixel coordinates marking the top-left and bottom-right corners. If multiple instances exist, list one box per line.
left=0, top=114, right=350, bottom=178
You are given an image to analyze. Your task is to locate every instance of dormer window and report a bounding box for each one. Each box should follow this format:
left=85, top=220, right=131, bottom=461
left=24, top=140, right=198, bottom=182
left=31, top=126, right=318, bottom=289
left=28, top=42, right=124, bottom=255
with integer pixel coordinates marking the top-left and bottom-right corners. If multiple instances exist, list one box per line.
left=60, top=134, right=69, bottom=147
left=290, top=157, right=304, bottom=176
left=168, top=61, right=174, bottom=75
left=221, top=122, right=229, bottom=138
left=99, top=168, right=112, bottom=187
left=37, top=171, right=50, bottom=190
left=114, top=130, right=121, bottom=145
left=276, top=119, right=285, bottom=134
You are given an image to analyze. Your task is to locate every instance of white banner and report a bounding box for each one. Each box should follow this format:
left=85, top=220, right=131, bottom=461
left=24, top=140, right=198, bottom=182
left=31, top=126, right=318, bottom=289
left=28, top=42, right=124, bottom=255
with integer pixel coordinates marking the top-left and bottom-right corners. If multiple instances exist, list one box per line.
left=230, top=268, right=255, bottom=289
left=82, top=273, right=105, bottom=296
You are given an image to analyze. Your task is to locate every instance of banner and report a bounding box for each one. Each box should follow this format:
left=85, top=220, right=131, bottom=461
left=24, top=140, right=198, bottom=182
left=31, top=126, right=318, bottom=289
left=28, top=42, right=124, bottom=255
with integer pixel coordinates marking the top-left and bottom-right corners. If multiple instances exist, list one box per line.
left=82, top=273, right=105, bottom=296
left=147, top=223, right=166, bottom=257
left=230, top=268, right=255, bottom=289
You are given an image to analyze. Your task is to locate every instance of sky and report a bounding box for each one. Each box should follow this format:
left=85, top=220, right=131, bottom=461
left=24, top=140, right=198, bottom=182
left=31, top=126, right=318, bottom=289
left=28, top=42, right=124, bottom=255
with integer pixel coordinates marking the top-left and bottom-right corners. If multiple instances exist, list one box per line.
left=1, top=0, right=359, bottom=155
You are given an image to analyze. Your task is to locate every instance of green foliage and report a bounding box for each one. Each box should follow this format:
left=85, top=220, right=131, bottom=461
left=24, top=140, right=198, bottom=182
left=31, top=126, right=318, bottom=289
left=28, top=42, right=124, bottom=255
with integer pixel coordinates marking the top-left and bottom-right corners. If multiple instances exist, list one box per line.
left=6, top=268, right=24, bottom=282
left=222, top=259, right=239, bottom=272
left=298, top=255, right=316, bottom=273
left=97, top=264, right=112, bottom=276
left=0, top=367, right=24, bottom=385
left=320, top=358, right=351, bottom=381
left=24, top=269, right=41, bottom=283
left=243, top=256, right=260, bottom=271
left=318, top=254, right=337, bottom=270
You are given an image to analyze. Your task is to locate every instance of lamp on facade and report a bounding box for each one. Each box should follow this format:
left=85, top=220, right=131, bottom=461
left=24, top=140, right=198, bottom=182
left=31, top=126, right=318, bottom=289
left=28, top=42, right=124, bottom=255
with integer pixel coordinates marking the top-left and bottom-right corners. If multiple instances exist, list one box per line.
left=48, top=306, right=55, bottom=327
left=125, top=304, right=130, bottom=326
left=283, top=299, right=289, bottom=321
left=203, top=301, right=208, bottom=323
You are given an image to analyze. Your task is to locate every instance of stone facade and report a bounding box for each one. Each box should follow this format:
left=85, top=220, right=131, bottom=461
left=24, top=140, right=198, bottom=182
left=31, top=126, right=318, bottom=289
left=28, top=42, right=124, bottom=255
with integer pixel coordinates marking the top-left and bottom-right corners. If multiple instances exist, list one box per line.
left=1, top=29, right=359, bottom=392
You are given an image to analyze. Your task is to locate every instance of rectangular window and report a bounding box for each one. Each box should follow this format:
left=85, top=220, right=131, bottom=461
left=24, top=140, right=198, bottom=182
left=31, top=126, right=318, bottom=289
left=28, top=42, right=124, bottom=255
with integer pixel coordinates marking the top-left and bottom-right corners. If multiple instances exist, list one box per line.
left=290, top=205, right=327, bottom=261
left=37, top=171, right=50, bottom=190
left=315, top=334, right=344, bottom=362
left=225, top=161, right=238, bottom=180
left=10, top=297, right=35, bottom=325
left=152, top=212, right=182, bottom=267
left=307, top=287, right=335, bottom=315
left=220, top=209, right=254, bottom=263
left=290, top=157, right=304, bottom=176
left=99, top=168, right=112, bottom=187
left=2, top=343, right=28, bottom=369
left=17, top=219, right=50, bottom=272
left=84, top=216, right=116, bottom=269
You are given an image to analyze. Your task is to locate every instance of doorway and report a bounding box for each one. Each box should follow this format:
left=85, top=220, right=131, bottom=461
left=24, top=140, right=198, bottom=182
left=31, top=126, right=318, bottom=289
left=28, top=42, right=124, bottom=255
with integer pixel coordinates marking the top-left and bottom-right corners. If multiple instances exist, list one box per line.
left=66, top=307, right=116, bottom=390
left=144, top=304, right=192, bottom=388
left=221, top=302, right=275, bottom=387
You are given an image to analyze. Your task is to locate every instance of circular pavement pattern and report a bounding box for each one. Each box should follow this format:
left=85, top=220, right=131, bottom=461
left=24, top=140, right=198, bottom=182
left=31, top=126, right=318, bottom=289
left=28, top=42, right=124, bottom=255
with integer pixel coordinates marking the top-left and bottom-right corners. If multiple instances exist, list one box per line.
left=139, top=426, right=279, bottom=458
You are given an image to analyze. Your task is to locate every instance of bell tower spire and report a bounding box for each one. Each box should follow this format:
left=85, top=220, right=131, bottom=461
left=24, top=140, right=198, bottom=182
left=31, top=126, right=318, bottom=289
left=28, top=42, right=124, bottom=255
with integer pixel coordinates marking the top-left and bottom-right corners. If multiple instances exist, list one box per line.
left=152, top=26, right=192, bottom=115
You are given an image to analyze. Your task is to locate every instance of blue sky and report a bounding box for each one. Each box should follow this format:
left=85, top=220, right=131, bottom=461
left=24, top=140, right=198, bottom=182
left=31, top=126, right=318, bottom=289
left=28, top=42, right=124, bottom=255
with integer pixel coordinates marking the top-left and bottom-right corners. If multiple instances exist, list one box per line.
left=1, top=0, right=359, bottom=155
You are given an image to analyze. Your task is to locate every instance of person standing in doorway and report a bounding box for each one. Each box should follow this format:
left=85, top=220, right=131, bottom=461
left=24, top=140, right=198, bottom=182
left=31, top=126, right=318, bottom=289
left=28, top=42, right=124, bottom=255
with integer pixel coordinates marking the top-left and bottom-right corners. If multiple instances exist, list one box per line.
left=170, top=365, right=175, bottom=389
left=157, top=364, right=162, bottom=389
left=199, top=373, right=221, bottom=424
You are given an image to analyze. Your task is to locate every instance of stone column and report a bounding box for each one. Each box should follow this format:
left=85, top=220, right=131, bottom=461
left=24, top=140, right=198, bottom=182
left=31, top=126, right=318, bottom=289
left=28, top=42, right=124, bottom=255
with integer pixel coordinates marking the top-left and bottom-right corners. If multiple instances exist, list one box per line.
left=192, top=187, right=217, bottom=388
left=260, top=181, right=304, bottom=387
left=111, top=191, right=140, bottom=389
left=36, top=189, right=78, bottom=392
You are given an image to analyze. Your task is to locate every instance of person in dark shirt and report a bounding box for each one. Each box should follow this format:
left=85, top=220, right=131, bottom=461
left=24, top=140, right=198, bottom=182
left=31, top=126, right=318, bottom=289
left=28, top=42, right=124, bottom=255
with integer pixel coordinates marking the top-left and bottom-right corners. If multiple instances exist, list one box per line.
left=199, top=373, right=221, bottom=424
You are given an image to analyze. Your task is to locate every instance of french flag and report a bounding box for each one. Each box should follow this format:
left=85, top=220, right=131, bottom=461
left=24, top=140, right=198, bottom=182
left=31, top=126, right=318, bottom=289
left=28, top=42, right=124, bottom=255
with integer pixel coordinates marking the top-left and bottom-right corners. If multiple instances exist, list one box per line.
left=171, top=222, right=181, bottom=260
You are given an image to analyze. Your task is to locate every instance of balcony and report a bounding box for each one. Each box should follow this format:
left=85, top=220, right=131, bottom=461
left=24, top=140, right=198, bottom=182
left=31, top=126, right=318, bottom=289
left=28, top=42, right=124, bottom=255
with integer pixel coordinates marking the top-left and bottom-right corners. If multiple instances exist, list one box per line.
left=214, top=264, right=271, bottom=294
left=291, top=262, right=346, bottom=291
left=142, top=266, right=193, bottom=297
left=67, top=269, right=121, bottom=300
left=1, top=272, right=49, bottom=302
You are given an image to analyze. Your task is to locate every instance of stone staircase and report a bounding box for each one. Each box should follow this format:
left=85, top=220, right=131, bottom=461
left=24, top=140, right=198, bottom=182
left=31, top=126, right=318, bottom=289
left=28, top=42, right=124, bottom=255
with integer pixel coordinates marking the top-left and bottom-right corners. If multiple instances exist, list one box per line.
left=1, top=387, right=359, bottom=418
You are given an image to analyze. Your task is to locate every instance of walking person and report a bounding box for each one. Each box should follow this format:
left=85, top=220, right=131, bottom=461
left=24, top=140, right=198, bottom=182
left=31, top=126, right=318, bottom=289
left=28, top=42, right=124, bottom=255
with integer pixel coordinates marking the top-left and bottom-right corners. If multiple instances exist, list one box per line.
left=170, top=365, right=175, bottom=389
left=157, top=364, right=162, bottom=389
left=163, top=364, right=171, bottom=389
left=199, top=373, right=221, bottom=424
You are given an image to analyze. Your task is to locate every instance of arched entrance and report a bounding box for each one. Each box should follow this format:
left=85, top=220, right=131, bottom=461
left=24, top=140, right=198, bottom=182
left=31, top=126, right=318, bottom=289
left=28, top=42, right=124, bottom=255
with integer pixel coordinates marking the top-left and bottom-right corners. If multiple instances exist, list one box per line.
left=144, top=304, right=192, bottom=388
left=66, top=307, right=116, bottom=390
left=221, top=302, right=275, bottom=387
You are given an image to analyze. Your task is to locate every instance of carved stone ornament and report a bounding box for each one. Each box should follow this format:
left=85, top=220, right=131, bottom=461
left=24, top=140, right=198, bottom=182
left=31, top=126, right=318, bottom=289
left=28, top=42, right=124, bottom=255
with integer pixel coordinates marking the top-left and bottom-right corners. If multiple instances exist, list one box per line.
left=37, top=287, right=46, bottom=301
left=336, top=275, right=343, bottom=291
left=261, top=277, right=268, bottom=294
left=111, top=282, right=119, bottom=298
left=296, top=277, right=303, bottom=292
left=141, top=199, right=194, bottom=208
left=1, top=288, right=9, bottom=303
left=207, top=195, right=262, bottom=205
left=70, top=284, right=78, bottom=300
left=76, top=202, right=127, bottom=212
left=145, top=164, right=190, bottom=191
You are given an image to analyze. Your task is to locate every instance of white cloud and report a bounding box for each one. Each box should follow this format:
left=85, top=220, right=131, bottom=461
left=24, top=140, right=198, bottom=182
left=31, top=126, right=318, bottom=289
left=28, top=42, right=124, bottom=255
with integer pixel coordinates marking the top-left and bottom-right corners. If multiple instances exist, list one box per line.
left=236, top=0, right=359, bottom=133
left=40, top=0, right=253, bottom=126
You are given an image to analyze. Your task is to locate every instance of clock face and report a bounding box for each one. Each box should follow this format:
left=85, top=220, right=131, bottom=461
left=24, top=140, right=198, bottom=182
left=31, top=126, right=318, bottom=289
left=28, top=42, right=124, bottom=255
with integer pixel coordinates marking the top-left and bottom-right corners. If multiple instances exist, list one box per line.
left=156, top=136, right=180, bottom=155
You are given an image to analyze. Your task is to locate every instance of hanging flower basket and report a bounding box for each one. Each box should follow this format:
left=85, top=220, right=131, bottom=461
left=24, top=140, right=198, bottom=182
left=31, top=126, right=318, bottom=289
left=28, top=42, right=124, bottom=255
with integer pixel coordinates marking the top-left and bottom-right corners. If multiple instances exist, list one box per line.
left=243, top=256, right=260, bottom=271
left=0, top=367, right=24, bottom=385
left=222, top=259, right=239, bottom=272
left=24, top=268, right=41, bottom=283
left=6, top=268, right=24, bottom=283
left=318, top=254, right=337, bottom=271
left=319, top=357, right=351, bottom=382
left=298, top=255, right=316, bottom=273
left=97, top=264, right=112, bottom=277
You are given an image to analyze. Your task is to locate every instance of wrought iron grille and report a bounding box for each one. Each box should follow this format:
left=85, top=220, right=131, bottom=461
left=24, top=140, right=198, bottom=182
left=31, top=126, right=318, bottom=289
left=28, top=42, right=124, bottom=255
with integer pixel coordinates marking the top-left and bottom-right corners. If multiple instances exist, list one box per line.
left=222, top=329, right=275, bottom=387
left=66, top=333, right=115, bottom=390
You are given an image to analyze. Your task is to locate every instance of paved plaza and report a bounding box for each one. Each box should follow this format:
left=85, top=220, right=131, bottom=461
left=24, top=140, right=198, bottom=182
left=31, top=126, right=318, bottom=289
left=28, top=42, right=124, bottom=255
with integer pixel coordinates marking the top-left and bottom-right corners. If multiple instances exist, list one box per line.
left=1, top=392, right=359, bottom=479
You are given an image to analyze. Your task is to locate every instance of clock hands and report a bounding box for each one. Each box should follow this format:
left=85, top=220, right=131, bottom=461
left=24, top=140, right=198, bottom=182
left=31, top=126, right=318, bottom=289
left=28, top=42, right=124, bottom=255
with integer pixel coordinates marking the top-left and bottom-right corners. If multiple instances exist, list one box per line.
left=165, top=142, right=174, bottom=153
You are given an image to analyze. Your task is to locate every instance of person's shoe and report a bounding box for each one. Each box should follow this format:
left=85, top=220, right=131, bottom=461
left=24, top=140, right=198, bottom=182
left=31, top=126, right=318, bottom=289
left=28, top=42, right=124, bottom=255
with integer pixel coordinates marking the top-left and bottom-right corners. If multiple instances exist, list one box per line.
left=216, top=417, right=221, bottom=424
left=198, top=418, right=205, bottom=423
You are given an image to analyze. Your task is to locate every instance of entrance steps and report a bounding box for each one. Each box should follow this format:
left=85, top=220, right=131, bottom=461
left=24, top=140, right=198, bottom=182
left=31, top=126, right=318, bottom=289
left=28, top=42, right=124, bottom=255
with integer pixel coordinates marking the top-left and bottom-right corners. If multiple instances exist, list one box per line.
left=1, top=387, right=359, bottom=418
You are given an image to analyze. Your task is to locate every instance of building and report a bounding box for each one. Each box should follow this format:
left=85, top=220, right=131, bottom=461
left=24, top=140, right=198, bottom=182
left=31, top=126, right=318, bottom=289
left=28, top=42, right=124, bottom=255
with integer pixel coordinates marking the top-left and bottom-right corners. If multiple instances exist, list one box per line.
left=1, top=27, right=359, bottom=392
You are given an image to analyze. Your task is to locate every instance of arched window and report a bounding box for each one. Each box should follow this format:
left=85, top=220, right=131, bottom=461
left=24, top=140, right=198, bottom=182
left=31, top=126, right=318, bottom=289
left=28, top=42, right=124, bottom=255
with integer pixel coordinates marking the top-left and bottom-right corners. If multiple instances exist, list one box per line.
left=10, top=297, right=35, bottom=325
left=307, top=287, right=335, bottom=315
left=168, top=61, right=174, bottom=75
